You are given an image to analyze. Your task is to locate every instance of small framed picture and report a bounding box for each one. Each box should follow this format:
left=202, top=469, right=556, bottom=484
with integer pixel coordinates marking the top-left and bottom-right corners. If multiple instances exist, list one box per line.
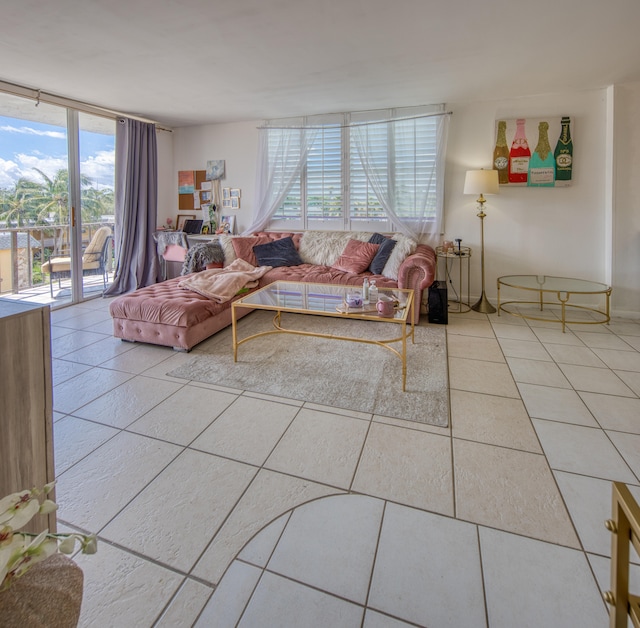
left=231, top=197, right=240, bottom=209
left=176, top=214, right=196, bottom=230
left=230, top=188, right=241, bottom=198
left=222, top=187, right=231, bottom=199
left=220, top=215, right=236, bottom=234
left=222, top=198, right=232, bottom=209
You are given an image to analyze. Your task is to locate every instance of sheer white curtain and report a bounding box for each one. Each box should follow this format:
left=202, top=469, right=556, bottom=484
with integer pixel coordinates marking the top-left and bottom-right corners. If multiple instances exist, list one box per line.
left=351, top=106, right=450, bottom=247
left=241, top=122, right=318, bottom=235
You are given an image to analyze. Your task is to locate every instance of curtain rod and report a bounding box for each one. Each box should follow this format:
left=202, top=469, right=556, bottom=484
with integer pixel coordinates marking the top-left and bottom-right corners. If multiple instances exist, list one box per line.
left=0, top=79, right=173, bottom=132
left=257, top=110, right=453, bottom=130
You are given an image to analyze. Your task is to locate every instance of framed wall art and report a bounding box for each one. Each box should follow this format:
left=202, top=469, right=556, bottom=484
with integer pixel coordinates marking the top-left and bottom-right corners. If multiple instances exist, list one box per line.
left=219, top=215, right=236, bottom=234
left=176, top=214, right=196, bottom=230
left=493, top=116, right=573, bottom=187
left=206, top=160, right=225, bottom=181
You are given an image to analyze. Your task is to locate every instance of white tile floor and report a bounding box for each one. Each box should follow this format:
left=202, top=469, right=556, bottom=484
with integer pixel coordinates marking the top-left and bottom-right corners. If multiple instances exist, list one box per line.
left=48, top=297, right=640, bottom=627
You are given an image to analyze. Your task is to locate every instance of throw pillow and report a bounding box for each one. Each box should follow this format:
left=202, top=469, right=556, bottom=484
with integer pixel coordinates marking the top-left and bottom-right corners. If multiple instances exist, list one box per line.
left=253, top=236, right=303, bottom=268
left=231, top=236, right=271, bottom=266
left=368, top=233, right=397, bottom=275
left=331, top=239, right=379, bottom=274
left=368, top=232, right=388, bottom=245
left=381, top=234, right=418, bottom=280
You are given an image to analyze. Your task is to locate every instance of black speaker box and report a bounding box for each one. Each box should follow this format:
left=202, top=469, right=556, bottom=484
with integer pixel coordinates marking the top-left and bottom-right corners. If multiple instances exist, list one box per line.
left=428, top=280, right=448, bottom=324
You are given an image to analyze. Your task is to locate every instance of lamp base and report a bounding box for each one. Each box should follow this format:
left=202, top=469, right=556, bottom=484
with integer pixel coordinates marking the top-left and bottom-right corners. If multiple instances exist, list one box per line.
left=471, top=291, right=497, bottom=314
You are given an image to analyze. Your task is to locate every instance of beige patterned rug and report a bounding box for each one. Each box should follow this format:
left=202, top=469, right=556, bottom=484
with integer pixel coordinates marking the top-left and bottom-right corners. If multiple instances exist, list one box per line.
left=168, top=310, right=449, bottom=427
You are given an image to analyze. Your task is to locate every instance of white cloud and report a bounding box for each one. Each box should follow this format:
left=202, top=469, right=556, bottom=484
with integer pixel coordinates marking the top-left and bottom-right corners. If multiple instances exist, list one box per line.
left=0, top=158, right=22, bottom=188
left=0, top=150, right=115, bottom=189
left=15, top=153, right=68, bottom=182
left=81, top=149, right=116, bottom=187
left=0, top=124, right=66, bottom=139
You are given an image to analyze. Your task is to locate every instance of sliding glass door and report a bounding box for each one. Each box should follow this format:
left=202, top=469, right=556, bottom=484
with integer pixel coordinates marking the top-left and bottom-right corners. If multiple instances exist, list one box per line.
left=0, top=92, right=115, bottom=307
left=78, top=112, right=115, bottom=300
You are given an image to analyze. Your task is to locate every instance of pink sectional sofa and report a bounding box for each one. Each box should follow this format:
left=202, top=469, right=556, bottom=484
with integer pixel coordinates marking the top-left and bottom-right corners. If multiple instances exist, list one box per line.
left=109, top=230, right=436, bottom=351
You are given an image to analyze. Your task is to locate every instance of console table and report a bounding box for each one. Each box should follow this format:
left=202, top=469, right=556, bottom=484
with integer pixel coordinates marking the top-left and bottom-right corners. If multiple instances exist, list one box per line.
left=497, top=275, right=612, bottom=332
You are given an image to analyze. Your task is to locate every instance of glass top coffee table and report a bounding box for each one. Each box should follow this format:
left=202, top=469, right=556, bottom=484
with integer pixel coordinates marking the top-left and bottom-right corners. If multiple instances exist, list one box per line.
left=497, top=275, right=612, bottom=332
left=232, top=281, right=416, bottom=391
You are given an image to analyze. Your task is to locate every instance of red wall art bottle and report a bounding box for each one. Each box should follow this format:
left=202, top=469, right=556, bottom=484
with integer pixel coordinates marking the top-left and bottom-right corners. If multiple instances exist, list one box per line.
left=493, top=120, right=509, bottom=184
left=554, top=116, right=573, bottom=185
left=508, top=118, right=531, bottom=184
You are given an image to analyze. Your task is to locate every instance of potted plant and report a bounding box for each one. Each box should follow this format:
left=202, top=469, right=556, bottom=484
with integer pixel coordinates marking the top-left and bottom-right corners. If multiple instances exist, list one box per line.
left=0, top=484, right=96, bottom=626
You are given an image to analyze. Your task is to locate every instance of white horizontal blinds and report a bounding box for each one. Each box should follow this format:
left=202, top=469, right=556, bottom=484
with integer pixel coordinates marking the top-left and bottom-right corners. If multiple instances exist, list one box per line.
left=269, top=126, right=302, bottom=221
left=306, top=123, right=342, bottom=221
left=349, top=119, right=387, bottom=222
left=280, top=176, right=301, bottom=220
left=393, top=114, right=438, bottom=219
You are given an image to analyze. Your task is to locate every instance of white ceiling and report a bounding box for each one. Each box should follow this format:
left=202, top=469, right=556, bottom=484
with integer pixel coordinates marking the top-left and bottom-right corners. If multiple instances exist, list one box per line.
left=3, top=0, right=640, bottom=128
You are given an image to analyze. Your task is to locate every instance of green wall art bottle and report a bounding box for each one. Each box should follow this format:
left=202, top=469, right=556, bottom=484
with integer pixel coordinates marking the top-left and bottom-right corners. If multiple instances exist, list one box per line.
left=493, top=120, right=509, bottom=184
left=554, top=116, right=573, bottom=185
left=528, top=121, right=555, bottom=187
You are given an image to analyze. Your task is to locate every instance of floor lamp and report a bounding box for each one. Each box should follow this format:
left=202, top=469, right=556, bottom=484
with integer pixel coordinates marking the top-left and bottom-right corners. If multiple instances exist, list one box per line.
left=463, top=169, right=500, bottom=313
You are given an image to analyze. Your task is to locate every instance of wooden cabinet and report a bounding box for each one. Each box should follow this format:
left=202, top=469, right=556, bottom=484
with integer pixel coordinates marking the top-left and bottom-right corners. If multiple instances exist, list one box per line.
left=0, top=299, right=56, bottom=533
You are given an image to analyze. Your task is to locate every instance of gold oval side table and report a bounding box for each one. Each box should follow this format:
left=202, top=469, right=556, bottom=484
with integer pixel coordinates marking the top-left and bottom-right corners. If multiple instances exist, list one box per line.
left=497, top=274, right=612, bottom=332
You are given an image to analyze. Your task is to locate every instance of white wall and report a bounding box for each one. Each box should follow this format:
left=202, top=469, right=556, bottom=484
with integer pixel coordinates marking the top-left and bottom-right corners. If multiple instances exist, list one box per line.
left=445, top=88, right=608, bottom=305
left=171, top=121, right=258, bottom=233
left=613, top=83, right=640, bottom=316
left=167, top=85, right=639, bottom=316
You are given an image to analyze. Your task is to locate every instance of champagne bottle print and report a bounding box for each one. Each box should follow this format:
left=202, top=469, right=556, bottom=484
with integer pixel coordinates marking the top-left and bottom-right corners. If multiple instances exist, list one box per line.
left=493, top=121, right=509, bottom=184
left=528, top=121, right=555, bottom=187
left=554, top=116, right=573, bottom=185
left=508, top=118, right=531, bottom=184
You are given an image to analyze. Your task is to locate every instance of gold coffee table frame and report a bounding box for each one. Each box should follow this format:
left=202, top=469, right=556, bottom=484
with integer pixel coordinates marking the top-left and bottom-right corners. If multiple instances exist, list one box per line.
left=232, top=281, right=415, bottom=391
left=497, top=275, right=612, bottom=332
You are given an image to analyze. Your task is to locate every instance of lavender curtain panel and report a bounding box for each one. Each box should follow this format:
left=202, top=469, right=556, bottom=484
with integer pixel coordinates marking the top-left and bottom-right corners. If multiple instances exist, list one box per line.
left=104, top=117, right=159, bottom=296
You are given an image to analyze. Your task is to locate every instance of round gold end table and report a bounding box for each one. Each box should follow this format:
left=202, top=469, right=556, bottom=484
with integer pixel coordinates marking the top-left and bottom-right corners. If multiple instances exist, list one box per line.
left=436, top=246, right=472, bottom=313
left=497, top=275, right=612, bottom=332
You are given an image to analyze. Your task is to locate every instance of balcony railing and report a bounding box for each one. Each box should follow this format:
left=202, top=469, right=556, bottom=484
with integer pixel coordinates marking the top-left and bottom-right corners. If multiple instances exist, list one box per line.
left=0, top=221, right=114, bottom=296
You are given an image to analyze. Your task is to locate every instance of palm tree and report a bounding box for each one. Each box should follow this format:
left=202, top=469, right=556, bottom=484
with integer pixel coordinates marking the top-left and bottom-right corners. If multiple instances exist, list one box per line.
left=1, top=168, right=115, bottom=228
left=81, top=185, right=114, bottom=222
left=0, top=182, right=32, bottom=227
left=26, top=168, right=70, bottom=225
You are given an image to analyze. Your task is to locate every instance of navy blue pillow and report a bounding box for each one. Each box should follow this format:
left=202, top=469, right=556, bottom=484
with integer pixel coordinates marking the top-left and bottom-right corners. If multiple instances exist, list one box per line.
left=253, top=236, right=303, bottom=268
left=368, top=233, right=397, bottom=274
left=368, top=232, right=388, bottom=245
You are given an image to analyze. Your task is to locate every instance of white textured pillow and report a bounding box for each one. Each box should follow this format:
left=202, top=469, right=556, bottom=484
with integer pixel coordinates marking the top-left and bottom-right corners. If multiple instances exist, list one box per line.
left=381, top=234, right=418, bottom=280
left=298, top=231, right=371, bottom=266
left=218, top=234, right=236, bottom=266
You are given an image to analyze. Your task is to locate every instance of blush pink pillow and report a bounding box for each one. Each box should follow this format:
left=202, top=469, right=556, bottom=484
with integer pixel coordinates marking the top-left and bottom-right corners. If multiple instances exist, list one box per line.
left=332, top=239, right=380, bottom=274
left=231, top=236, right=271, bottom=266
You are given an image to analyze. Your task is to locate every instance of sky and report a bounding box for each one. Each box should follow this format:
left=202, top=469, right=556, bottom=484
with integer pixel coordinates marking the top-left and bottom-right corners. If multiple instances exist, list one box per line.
left=0, top=115, right=115, bottom=190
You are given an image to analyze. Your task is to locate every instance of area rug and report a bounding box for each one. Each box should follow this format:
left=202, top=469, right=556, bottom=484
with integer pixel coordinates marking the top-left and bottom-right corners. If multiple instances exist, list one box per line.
left=167, top=310, right=449, bottom=427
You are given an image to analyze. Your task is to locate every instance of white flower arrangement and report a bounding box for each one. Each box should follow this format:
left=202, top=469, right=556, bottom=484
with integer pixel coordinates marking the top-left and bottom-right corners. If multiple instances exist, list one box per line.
left=0, top=483, right=97, bottom=592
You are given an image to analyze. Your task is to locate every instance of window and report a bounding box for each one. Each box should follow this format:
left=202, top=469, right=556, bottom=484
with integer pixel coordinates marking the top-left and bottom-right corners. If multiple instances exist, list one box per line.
left=306, top=124, right=342, bottom=221
left=266, top=105, right=449, bottom=238
left=349, top=119, right=387, bottom=223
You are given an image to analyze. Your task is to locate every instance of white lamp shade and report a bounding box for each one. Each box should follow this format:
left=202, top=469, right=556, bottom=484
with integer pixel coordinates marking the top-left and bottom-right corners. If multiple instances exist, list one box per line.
left=464, top=169, right=499, bottom=196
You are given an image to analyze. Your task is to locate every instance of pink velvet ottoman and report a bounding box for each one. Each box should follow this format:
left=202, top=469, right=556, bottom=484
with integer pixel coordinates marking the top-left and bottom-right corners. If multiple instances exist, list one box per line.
left=109, top=275, right=252, bottom=351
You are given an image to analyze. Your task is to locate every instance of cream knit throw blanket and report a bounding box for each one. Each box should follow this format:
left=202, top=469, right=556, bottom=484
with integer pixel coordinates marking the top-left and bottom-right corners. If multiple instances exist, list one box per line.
left=178, top=258, right=272, bottom=303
